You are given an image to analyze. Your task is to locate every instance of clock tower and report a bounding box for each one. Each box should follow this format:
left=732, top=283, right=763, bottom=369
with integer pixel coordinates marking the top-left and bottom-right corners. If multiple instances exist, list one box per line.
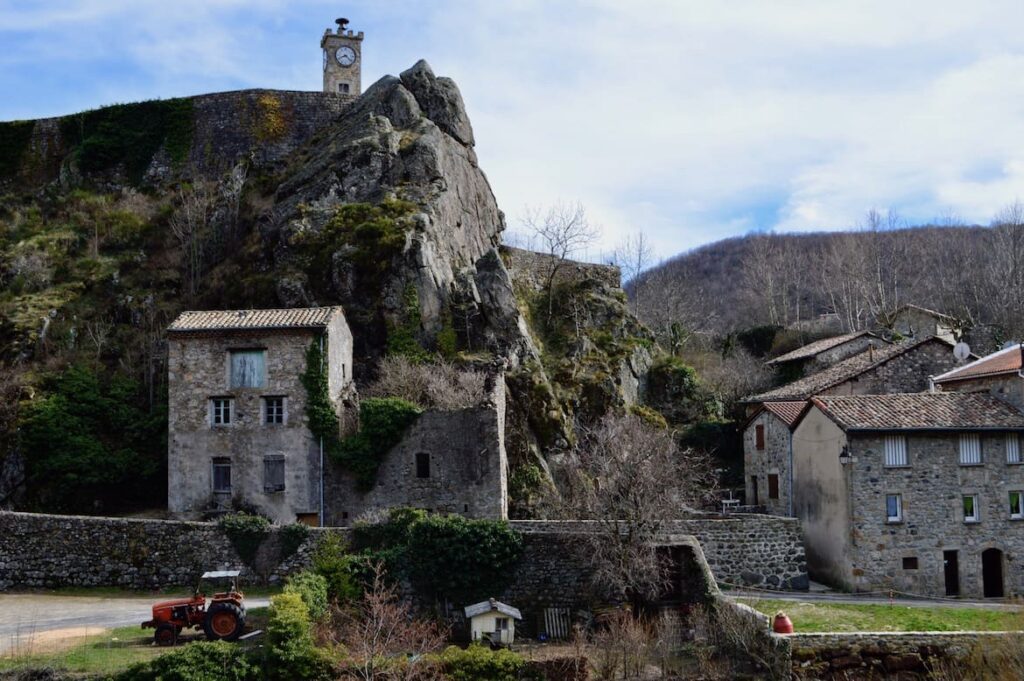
left=321, top=18, right=363, bottom=96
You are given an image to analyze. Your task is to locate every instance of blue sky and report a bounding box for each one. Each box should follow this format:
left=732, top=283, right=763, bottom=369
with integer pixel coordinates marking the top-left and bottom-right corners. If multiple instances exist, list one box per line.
left=4, top=1, right=1024, bottom=261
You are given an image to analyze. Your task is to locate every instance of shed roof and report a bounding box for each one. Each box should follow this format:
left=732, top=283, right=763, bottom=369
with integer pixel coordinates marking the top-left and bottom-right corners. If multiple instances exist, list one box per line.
left=766, top=331, right=881, bottom=365
left=464, top=598, right=522, bottom=620
left=804, top=392, right=1024, bottom=431
left=933, top=344, right=1024, bottom=384
left=745, top=336, right=954, bottom=403
left=168, top=307, right=342, bottom=333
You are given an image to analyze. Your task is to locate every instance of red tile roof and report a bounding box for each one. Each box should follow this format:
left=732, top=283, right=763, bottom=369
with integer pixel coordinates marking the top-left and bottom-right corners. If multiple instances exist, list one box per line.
left=767, top=331, right=881, bottom=365
left=933, top=344, right=1023, bottom=384
left=808, top=392, right=1024, bottom=431
left=168, top=307, right=342, bottom=332
left=762, top=401, right=807, bottom=427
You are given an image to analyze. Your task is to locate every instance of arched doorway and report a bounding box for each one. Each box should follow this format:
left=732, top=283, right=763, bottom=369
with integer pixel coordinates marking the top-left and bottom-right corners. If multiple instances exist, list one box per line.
left=982, top=548, right=1004, bottom=598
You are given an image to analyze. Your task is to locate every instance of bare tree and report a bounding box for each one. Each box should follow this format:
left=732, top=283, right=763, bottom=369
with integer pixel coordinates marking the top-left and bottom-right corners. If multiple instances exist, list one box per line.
left=168, top=182, right=212, bottom=301
left=366, top=356, right=487, bottom=410
left=327, top=562, right=447, bottom=681
left=616, top=230, right=654, bottom=316
left=521, top=201, right=600, bottom=319
left=84, top=317, right=114, bottom=360
left=549, top=413, right=718, bottom=603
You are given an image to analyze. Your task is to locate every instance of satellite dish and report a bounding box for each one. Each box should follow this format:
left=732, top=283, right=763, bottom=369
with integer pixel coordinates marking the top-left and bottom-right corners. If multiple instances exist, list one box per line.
left=953, top=342, right=971, bottom=361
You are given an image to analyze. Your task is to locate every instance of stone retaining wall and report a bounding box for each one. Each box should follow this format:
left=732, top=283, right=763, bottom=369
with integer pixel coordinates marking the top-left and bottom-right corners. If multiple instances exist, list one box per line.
left=785, top=631, right=1024, bottom=680
left=501, top=246, right=621, bottom=291
left=510, top=514, right=808, bottom=591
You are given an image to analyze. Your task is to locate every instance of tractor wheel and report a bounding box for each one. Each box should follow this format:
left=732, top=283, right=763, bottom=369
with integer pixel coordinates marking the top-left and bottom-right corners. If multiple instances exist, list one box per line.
left=203, top=602, right=245, bottom=642
left=154, top=623, right=177, bottom=647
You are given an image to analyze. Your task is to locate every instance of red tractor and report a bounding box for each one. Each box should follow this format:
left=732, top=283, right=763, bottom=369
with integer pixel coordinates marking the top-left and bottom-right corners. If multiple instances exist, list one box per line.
left=142, top=570, right=247, bottom=646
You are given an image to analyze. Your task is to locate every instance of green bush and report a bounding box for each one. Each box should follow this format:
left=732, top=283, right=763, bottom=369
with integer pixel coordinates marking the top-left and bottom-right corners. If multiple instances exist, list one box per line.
left=284, top=570, right=329, bottom=621
left=628, top=404, right=668, bottom=429
left=279, top=522, right=310, bottom=560
left=265, top=592, right=334, bottom=681
left=218, top=512, right=271, bottom=566
left=114, top=640, right=257, bottom=681
left=439, top=644, right=525, bottom=681
left=335, top=397, right=422, bottom=488
left=310, top=532, right=362, bottom=603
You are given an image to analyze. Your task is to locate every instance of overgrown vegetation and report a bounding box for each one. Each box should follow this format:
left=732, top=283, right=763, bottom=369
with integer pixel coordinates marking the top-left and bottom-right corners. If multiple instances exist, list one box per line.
left=366, top=354, right=487, bottom=410
left=439, top=644, right=525, bottom=681
left=0, top=120, right=35, bottom=180
left=218, top=512, right=271, bottom=566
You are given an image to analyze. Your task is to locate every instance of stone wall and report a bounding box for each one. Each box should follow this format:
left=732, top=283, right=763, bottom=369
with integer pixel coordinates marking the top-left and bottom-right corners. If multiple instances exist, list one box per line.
left=819, top=338, right=959, bottom=397
left=4, top=89, right=353, bottom=190
left=744, top=411, right=793, bottom=515
left=940, top=373, right=1024, bottom=413
left=803, top=335, right=886, bottom=375
left=786, top=631, right=1024, bottom=679
left=847, top=431, right=1024, bottom=598
left=501, top=246, right=621, bottom=292
left=510, top=515, right=808, bottom=591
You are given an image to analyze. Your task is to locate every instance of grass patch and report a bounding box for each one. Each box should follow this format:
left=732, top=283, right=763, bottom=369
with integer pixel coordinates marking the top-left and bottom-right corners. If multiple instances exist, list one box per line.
left=737, top=598, right=1024, bottom=633
left=0, top=625, right=167, bottom=674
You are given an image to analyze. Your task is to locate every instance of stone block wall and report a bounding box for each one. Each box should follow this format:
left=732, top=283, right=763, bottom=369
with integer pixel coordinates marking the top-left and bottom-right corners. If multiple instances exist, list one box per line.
left=820, top=338, right=959, bottom=397
left=786, top=631, right=1024, bottom=679
left=501, top=246, right=620, bottom=292
left=744, top=411, right=794, bottom=515
left=510, top=515, right=809, bottom=591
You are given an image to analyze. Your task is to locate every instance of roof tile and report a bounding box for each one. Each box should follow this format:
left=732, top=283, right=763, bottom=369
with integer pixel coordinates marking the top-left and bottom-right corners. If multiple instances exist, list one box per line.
left=168, top=307, right=341, bottom=332
left=762, top=401, right=807, bottom=427
left=933, top=344, right=1023, bottom=384
left=810, top=392, right=1024, bottom=430
left=767, top=331, right=878, bottom=365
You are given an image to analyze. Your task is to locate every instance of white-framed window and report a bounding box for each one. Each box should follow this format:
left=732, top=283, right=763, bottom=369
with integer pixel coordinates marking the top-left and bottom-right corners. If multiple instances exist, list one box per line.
left=963, top=494, right=980, bottom=523
left=263, top=456, right=285, bottom=493
left=211, top=397, right=233, bottom=426
left=884, top=435, right=908, bottom=467
left=1008, top=434, right=1022, bottom=464
left=1010, top=491, right=1024, bottom=519
left=264, top=396, right=286, bottom=425
left=959, top=434, right=982, bottom=465
left=230, top=350, right=265, bottom=388
left=886, top=493, right=903, bottom=523
left=212, top=458, right=231, bottom=493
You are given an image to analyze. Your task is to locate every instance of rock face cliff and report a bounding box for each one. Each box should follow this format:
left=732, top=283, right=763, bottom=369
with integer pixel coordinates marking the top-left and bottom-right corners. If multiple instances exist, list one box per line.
left=0, top=61, right=653, bottom=513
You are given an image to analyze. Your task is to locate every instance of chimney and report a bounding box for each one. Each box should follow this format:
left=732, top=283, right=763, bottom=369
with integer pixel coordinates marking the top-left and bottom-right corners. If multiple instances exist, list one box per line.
left=868, top=342, right=875, bottom=362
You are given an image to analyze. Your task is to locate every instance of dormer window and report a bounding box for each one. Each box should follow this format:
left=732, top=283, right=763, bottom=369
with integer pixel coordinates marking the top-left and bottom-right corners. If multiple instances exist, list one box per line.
left=230, top=350, right=265, bottom=388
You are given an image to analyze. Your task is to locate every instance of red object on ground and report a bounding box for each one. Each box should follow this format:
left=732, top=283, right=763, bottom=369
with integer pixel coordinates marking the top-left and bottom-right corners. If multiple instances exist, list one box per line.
left=772, top=611, right=794, bottom=634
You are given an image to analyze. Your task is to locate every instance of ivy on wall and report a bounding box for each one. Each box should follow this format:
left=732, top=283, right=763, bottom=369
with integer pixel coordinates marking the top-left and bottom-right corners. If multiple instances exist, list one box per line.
left=301, top=339, right=422, bottom=488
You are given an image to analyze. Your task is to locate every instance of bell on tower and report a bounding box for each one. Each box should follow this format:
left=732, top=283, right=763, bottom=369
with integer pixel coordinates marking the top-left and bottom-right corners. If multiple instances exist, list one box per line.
left=321, top=17, right=364, bottom=96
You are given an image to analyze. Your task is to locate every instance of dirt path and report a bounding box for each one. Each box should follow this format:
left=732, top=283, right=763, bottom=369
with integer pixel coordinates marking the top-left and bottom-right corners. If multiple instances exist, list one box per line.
left=0, top=593, right=270, bottom=656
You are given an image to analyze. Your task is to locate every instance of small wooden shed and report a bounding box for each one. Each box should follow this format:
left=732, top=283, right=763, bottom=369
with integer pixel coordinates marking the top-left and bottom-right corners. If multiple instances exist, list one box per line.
left=464, top=598, right=522, bottom=646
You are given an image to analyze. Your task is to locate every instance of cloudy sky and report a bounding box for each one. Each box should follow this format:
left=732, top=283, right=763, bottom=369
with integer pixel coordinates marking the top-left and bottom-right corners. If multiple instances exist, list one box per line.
left=4, top=1, right=1024, bottom=262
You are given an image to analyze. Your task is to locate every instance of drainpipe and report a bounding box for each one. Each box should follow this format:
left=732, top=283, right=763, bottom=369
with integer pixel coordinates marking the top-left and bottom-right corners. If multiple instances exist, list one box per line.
left=319, top=334, right=325, bottom=528
left=788, top=432, right=794, bottom=517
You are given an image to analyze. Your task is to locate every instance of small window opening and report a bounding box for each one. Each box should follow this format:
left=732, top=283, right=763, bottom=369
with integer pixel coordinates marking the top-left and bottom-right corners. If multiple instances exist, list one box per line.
left=416, top=452, right=430, bottom=478
left=755, top=424, right=765, bottom=450
left=339, top=83, right=350, bottom=93
left=902, top=557, right=919, bottom=570
left=768, top=474, right=779, bottom=500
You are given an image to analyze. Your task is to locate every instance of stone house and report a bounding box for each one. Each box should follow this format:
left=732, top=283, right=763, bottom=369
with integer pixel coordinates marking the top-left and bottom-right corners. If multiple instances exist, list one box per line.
left=791, top=392, right=1024, bottom=598
left=879, top=304, right=961, bottom=343
left=744, top=336, right=965, bottom=416
left=766, top=331, right=888, bottom=381
left=743, top=401, right=804, bottom=515
left=167, top=307, right=353, bottom=525
left=934, top=344, right=1024, bottom=412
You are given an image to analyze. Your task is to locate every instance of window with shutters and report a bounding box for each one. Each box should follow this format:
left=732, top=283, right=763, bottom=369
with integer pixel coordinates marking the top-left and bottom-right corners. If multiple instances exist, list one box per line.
left=959, top=434, right=982, bottom=465
left=211, top=397, right=233, bottom=426
left=230, top=350, right=265, bottom=388
left=886, top=493, right=903, bottom=523
left=883, top=435, right=908, bottom=467
left=1008, top=434, right=1022, bottom=464
left=212, top=458, right=231, bottom=493
left=768, top=474, right=779, bottom=500
left=1009, top=491, right=1023, bottom=519
left=264, top=456, right=285, bottom=492
left=755, top=424, right=765, bottom=450
left=963, top=494, right=980, bottom=523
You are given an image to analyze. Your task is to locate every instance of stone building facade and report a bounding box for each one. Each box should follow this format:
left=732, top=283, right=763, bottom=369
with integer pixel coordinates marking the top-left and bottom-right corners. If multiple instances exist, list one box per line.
left=167, top=307, right=353, bottom=524
left=792, top=392, right=1024, bottom=598
left=881, top=304, right=961, bottom=343
left=743, top=401, right=804, bottom=515
left=934, top=343, right=1024, bottom=412
left=323, top=373, right=508, bottom=524
left=767, top=331, right=887, bottom=380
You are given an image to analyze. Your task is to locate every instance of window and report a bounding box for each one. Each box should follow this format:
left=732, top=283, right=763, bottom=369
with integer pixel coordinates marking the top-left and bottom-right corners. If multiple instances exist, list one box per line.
left=755, top=424, right=765, bottom=450
left=495, top=617, right=509, bottom=631
left=886, top=494, right=903, bottom=523
left=884, top=435, right=908, bottom=467
left=902, top=557, right=919, bottom=570
left=264, top=456, right=285, bottom=493
left=230, top=350, right=265, bottom=388
left=212, top=458, right=231, bottom=493
left=963, top=494, right=980, bottom=523
left=264, top=396, right=285, bottom=425
left=1008, top=434, right=1022, bottom=464
left=959, top=434, right=982, bottom=465
left=768, top=474, right=779, bottom=500
left=339, top=83, right=350, bottom=93
left=415, top=452, right=430, bottom=479
left=211, top=398, right=232, bottom=425
left=1010, top=491, right=1024, bottom=519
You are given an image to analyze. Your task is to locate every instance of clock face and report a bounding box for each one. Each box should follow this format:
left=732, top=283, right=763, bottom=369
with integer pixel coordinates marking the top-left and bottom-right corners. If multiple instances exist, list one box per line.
left=335, top=46, right=357, bottom=67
